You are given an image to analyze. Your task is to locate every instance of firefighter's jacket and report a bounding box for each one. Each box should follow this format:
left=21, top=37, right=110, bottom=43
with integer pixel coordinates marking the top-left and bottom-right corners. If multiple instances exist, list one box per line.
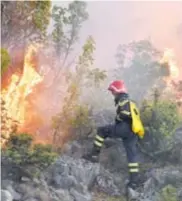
left=115, top=93, right=145, bottom=138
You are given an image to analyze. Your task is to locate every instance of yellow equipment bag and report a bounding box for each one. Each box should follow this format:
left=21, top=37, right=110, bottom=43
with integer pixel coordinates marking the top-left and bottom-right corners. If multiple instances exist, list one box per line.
left=129, top=101, right=145, bottom=139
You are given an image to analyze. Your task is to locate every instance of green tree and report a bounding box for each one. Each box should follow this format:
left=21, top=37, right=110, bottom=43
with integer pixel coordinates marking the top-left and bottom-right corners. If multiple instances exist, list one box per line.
left=1, top=48, right=10, bottom=75
left=52, top=36, right=106, bottom=148
left=115, top=40, right=166, bottom=102
left=1, top=1, right=51, bottom=48
left=51, top=1, right=89, bottom=80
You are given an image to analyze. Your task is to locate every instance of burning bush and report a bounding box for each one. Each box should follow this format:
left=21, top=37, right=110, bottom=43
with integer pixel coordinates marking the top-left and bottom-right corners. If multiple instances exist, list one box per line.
left=2, top=133, right=58, bottom=179
left=1, top=98, right=18, bottom=146
left=1, top=44, right=54, bottom=146
left=1, top=35, right=106, bottom=148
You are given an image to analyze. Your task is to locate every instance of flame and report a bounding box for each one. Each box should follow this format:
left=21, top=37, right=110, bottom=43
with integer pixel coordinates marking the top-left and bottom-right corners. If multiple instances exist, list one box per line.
left=160, top=48, right=180, bottom=81
left=1, top=44, right=43, bottom=142
left=159, top=48, right=182, bottom=111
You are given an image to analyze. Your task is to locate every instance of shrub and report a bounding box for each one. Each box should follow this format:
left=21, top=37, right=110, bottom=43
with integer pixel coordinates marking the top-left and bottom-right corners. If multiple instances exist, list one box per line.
left=3, top=133, right=58, bottom=178
left=139, top=96, right=182, bottom=159
left=1, top=48, right=11, bottom=75
left=158, top=185, right=178, bottom=201
left=93, top=192, right=126, bottom=201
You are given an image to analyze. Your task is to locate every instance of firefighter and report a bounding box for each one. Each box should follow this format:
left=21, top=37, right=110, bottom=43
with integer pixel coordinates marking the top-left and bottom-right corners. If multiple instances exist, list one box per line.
left=83, top=80, right=145, bottom=189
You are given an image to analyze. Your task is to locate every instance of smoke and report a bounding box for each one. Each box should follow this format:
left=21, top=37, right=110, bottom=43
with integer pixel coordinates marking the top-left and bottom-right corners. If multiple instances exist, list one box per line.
left=2, top=1, right=182, bottom=144
left=76, top=1, right=182, bottom=75
left=71, top=1, right=182, bottom=111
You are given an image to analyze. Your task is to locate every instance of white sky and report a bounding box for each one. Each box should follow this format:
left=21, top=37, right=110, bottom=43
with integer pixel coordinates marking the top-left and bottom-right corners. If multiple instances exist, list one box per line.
left=51, top=1, right=182, bottom=73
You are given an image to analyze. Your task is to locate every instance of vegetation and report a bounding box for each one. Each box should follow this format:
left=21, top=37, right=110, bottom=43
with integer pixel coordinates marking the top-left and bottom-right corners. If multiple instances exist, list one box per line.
left=158, top=185, right=178, bottom=201
left=3, top=133, right=58, bottom=178
left=1, top=0, right=182, bottom=176
left=115, top=40, right=167, bottom=102
left=1, top=0, right=107, bottom=149
left=139, top=90, right=182, bottom=159
left=93, top=192, right=126, bottom=201
left=52, top=36, right=107, bottom=147
left=52, top=1, right=88, bottom=65
left=1, top=48, right=11, bottom=75
left=1, top=1, right=51, bottom=48
left=1, top=2, right=182, bottom=201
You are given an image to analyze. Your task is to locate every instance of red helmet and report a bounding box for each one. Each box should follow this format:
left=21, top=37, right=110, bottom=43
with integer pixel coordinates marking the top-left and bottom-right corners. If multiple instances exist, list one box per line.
left=108, top=80, right=127, bottom=93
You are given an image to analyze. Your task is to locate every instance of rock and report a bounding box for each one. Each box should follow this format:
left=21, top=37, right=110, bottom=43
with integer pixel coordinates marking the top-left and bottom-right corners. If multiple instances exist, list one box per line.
left=45, top=154, right=126, bottom=200
left=127, top=187, right=140, bottom=200
left=63, top=140, right=84, bottom=158
left=6, top=185, right=22, bottom=200
left=1, top=190, right=13, bottom=201
left=142, top=177, right=157, bottom=199
left=70, top=188, right=92, bottom=201
left=21, top=177, right=31, bottom=182
left=52, top=175, right=77, bottom=189
left=173, top=127, right=182, bottom=144
left=178, top=188, right=182, bottom=200
left=1, top=157, right=31, bottom=181
left=2, top=132, right=182, bottom=201
left=34, top=190, right=51, bottom=201
left=131, top=166, right=182, bottom=201
left=15, top=184, right=43, bottom=201
left=63, top=137, right=128, bottom=174
left=15, top=183, right=33, bottom=195
left=46, top=155, right=100, bottom=190
left=17, top=182, right=51, bottom=201
left=99, top=141, right=127, bottom=173
left=24, top=199, right=39, bottom=201
left=1, top=180, right=14, bottom=189
left=52, top=189, right=74, bottom=201
left=96, top=169, right=122, bottom=196
left=150, top=166, right=182, bottom=188
left=33, top=178, right=41, bottom=184
left=170, top=127, right=182, bottom=164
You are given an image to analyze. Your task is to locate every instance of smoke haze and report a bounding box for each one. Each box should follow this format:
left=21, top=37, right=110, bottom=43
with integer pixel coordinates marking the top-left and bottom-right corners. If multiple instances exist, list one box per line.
left=53, top=1, right=182, bottom=75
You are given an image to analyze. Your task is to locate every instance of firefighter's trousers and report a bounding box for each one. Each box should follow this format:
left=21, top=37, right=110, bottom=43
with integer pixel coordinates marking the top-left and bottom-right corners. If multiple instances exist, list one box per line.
left=93, top=122, right=140, bottom=185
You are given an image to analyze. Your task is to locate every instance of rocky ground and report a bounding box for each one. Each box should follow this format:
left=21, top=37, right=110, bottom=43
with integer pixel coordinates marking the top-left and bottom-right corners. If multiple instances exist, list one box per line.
left=1, top=128, right=182, bottom=201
